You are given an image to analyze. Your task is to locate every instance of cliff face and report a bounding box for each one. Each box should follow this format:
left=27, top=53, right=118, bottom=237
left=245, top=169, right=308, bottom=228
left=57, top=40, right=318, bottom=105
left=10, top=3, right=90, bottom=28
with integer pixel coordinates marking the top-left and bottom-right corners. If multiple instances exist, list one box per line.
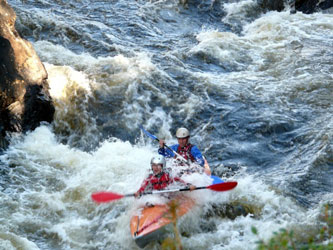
left=0, top=0, right=54, bottom=149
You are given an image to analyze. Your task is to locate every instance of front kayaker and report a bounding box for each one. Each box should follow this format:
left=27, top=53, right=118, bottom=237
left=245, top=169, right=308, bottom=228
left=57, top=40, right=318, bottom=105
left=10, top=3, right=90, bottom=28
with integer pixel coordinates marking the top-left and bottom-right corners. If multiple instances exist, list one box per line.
left=158, top=127, right=211, bottom=175
left=134, top=156, right=195, bottom=197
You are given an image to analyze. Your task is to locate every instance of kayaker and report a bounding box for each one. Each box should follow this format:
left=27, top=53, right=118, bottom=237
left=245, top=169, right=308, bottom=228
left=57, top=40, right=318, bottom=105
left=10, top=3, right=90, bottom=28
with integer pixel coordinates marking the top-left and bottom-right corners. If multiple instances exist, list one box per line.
left=158, top=127, right=211, bottom=175
left=134, top=156, right=196, bottom=197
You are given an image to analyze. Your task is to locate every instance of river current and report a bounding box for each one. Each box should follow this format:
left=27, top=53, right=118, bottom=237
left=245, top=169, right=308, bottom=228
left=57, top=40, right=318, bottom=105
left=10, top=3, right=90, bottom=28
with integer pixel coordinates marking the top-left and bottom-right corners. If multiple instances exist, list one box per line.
left=1, top=0, right=332, bottom=249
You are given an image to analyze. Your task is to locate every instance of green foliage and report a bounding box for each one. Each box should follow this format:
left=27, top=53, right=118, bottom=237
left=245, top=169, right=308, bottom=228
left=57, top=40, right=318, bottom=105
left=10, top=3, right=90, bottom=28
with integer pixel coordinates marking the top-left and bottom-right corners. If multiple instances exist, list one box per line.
left=252, top=204, right=333, bottom=250
left=162, top=200, right=183, bottom=250
left=161, top=237, right=178, bottom=250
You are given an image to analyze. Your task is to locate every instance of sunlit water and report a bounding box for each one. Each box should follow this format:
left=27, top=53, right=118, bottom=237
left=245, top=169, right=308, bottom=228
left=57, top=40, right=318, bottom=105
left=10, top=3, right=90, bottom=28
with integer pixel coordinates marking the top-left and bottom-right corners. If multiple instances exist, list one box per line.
left=1, top=0, right=333, bottom=249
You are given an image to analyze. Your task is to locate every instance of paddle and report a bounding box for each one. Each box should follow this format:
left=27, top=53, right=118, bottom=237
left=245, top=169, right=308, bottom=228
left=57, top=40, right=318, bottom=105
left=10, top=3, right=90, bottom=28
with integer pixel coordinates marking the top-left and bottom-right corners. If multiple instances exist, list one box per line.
left=139, top=125, right=190, bottom=165
left=139, top=125, right=216, bottom=177
left=91, top=181, right=237, bottom=203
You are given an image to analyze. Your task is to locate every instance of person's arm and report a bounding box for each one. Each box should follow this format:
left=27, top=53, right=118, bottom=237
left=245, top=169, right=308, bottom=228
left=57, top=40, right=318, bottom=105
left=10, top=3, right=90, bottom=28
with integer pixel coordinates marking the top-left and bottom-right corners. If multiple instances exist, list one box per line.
left=134, top=178, right=150, bottom=198
left=158, top=141, right=177, bottom=158
left=173, top=177, right=196, bottom=191
left=190, top=145, right=205, bottom=167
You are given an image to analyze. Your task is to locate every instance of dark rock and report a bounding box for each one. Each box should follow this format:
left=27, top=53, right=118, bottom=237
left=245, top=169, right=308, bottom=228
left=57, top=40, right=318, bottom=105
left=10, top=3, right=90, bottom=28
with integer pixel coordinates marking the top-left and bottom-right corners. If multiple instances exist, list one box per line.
left=257, top=0, right=333, bottom=14
left=212, top=163, right=240, bottom=179
left=0, top=0, right=54, bottom=150
left=257, top=0, right=285, bottom=12
left=22, top=84, right=54, bottom=131
left=296, top=0, right=333, bottom=13
left=319, top=0, right=333, bottom=10
left=295, top=0, right=319, bottom=13
left=205, top=202, right=262, bottom=220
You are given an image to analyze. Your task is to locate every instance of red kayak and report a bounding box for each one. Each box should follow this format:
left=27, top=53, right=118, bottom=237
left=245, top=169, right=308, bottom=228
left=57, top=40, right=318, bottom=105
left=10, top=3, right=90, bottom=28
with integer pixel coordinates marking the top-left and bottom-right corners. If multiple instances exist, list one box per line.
left=130, top=194, right=195, bottom=248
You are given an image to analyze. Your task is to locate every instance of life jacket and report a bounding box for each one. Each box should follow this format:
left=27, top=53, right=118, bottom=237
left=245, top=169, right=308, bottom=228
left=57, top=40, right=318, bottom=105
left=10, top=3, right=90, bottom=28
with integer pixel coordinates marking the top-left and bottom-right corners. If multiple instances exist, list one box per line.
left=138, top=172, right=172, bottom=193
left=176, top=143, right=195, bottom=163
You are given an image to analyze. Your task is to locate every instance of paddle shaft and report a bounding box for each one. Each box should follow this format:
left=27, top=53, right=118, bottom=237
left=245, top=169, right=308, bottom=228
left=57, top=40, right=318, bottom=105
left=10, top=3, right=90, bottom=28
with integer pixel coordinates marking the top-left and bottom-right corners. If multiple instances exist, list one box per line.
left=91, top=182, right=237, bottom=203
left=157, top=139, right=189, bottom=165
left=135, top=185, right=212, bottom=196
left=139, top=126, right=190, bottom=165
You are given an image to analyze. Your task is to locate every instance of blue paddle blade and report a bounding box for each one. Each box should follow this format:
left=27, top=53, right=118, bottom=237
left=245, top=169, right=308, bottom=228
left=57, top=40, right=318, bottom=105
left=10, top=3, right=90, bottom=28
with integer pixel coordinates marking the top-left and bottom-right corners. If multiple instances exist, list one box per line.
left=139, top=125, right=159, bottom=141
left=211, top=175, right=224, bottom=184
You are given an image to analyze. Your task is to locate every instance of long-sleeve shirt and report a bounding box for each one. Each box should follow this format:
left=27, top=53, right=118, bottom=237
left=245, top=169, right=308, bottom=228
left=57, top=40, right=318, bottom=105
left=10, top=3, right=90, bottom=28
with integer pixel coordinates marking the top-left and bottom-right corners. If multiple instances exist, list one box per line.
left=158, top=143, right=205, bottom=167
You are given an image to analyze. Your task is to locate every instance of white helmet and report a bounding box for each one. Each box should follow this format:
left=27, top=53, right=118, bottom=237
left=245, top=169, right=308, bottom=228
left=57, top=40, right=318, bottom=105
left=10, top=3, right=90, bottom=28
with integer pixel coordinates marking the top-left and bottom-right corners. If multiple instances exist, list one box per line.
left=150, top=156, right=166, bottom=168
left=176, top=127, right=190, bottom=139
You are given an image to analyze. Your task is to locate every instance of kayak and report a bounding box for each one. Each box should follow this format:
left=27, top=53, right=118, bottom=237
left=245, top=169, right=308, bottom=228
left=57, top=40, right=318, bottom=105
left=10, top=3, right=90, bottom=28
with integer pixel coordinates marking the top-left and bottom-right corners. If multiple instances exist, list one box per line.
left=211, top=175, right=224, bottom=184
left=130, top=194, right=195, bottom=248
left=129, top=175, right=224, bottom=248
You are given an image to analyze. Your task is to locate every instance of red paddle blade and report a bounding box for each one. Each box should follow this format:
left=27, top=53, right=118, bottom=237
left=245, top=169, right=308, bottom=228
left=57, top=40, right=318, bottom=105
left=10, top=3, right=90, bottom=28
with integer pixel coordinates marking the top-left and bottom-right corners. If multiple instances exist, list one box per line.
left=91, top=192, right=124, bottom=203
left=207, top=182, right=238, bottom=192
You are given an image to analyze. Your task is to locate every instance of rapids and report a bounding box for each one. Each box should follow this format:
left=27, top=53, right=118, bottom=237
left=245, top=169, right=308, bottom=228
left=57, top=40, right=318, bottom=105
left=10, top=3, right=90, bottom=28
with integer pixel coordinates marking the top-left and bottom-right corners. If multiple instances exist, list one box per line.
left=1, top=0, right=332, bottom=249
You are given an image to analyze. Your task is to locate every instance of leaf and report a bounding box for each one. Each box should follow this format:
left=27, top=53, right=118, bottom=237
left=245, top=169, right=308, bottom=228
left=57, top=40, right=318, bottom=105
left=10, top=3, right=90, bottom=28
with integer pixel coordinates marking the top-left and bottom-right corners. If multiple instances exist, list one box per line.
left=251, top=226, right=258, bottom=235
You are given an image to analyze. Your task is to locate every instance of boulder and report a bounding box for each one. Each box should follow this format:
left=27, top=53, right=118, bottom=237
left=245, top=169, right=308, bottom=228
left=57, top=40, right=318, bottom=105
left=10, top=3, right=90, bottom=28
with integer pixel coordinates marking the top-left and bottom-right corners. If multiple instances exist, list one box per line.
left=204, top=201, right=262, bottom=220
left=257, top=0, right=333, bottom=13
left=257, top=0, right=285, bottom=12
left=295, top=0, right=333, bottom=13
left=0, top=0, right=54, bottom=149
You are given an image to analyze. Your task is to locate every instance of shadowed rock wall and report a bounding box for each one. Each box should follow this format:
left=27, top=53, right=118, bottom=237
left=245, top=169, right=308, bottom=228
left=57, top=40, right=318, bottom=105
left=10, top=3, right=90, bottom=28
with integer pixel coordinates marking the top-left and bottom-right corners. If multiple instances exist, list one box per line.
left=0, top=0, right=54, bottom=150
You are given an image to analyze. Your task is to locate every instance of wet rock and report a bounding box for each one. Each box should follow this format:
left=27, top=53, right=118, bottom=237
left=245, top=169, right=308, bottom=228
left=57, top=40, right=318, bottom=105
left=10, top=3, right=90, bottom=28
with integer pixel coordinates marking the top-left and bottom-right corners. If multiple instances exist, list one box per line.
left=295, top=0, right=333, bottom=13
left=0, top=0, right=54, bottom=149
left=205, top=201, right=262, bottom=220
left=318, top=0, right=333, bottom=10
left=212, top=163, right=240, bottom=179
left=257, top=0, right=285, bottom=12
left=257, top=0, right=333, bottom=14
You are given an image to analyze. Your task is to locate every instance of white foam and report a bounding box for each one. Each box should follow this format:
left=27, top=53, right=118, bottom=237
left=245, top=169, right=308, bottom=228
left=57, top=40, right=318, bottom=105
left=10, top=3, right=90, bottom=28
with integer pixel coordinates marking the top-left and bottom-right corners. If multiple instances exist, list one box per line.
left=45, top=63, right=92, bottom=99
left=0, top=231, right=39, bottom=250
left=223, top=0, right=260, bottom=27
left=34, top=41, right=156, bottom=87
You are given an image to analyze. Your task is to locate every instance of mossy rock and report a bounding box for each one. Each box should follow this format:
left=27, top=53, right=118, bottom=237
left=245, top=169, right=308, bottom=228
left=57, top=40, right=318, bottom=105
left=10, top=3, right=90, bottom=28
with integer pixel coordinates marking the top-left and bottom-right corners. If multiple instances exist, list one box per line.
left=205, top=201, right=263, bottom=220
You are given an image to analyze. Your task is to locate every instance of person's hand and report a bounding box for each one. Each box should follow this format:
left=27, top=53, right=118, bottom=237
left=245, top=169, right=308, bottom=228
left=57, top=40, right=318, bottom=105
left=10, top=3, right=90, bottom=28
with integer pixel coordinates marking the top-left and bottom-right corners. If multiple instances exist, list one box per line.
left=134, top=191, right=141, bottom=198
left=159, top=139, right=165, bottom=148
left=189, top=185, right=196, bottom=191
left=204, top=157, right=211, bottom=175
left=204, top=167, right=211, bottom=175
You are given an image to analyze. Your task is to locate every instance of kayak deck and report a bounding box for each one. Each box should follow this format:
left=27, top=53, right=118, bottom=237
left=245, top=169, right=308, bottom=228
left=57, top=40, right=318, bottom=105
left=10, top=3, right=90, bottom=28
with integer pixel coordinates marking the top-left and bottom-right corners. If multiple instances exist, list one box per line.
left=130, top=195, right=195, bottom=248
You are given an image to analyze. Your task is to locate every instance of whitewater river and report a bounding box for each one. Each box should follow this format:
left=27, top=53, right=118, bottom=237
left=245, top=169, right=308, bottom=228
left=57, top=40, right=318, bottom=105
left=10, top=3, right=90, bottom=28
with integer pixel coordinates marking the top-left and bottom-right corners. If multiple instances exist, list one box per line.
left=1, top=0, right=332, bottom=249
